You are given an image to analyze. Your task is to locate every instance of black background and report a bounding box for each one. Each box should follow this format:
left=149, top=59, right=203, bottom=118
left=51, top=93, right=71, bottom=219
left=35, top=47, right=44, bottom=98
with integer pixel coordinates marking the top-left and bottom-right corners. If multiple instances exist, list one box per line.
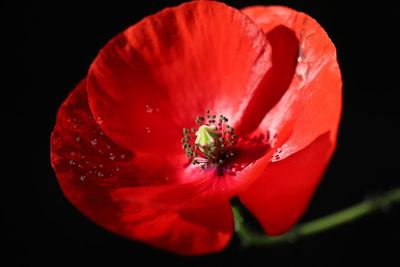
left=4, top=0, right=400, bottom=266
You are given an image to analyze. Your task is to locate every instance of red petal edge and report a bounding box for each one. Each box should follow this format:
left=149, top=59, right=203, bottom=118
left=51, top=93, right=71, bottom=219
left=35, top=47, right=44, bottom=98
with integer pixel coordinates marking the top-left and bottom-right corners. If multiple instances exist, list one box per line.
left=242, top=5, right=342, bottom=159
left=50, top=80, right=232, bottom=255
left=236, top=25, right=299, bottom=135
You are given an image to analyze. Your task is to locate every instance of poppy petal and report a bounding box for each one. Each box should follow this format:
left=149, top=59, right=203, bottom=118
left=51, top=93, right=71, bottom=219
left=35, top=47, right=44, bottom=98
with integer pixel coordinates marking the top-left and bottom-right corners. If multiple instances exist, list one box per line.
left=242, top=6, right=342, bottom=159
left=235, top=25, right=298, bottom=135
left=239, top=132, right=333, bottom=235
left=51, top=81, right=232, bottom=255
left=51, top=80, right=187, bottom=188
left=110, top=198, right=233, bottom=255
left=50, top=80, right=135, bottom=185
left=87, top=1, right=272, bottom=153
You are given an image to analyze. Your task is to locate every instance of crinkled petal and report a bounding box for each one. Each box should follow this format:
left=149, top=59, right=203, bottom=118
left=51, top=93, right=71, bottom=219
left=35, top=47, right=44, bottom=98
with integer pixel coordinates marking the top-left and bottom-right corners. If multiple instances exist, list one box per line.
left=241, top=6, right=342, bottom=159
left=235, top=25, right=298, bottom=135
left=87, top=1, right=271, bottom=153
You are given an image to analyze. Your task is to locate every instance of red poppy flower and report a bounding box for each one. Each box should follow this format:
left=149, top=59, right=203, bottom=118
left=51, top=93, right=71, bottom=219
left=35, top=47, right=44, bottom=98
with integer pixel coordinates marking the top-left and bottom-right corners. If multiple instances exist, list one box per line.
left=51, top=1, right=341, bottom=255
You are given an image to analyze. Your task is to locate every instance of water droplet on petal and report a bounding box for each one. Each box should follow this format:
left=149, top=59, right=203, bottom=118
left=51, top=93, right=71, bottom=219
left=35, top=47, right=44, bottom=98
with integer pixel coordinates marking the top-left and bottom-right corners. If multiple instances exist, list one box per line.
left=296, top=60, right=309, bottom=80
left=70, top=152, right=76, bottom=156
left=109, top=153, right=116, bottom=161
left=99, top=164, right=103, bottom=168
left=96, top=117, right=103, bottom=124
left=97, top=171, right=104, bottom=177
left=69, top=160, right=75, bottom=166
left=115, top=166, right=120, bottom=171
left=91, top=139, right=98, bottom=146
left=120, top=154, right=126, bottom=159
left=80, top=175, right=86, bottom=181
left=145, top=105, right=153, bottom=113
left=145, top=127, right=151, bottom=133
left=75, top=136, right=81, bottom=142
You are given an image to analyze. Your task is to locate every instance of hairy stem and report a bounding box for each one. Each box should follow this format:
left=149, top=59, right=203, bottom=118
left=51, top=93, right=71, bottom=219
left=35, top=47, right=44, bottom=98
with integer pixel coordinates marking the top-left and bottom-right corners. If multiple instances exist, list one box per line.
left=233, top=188, right=400, bottom=247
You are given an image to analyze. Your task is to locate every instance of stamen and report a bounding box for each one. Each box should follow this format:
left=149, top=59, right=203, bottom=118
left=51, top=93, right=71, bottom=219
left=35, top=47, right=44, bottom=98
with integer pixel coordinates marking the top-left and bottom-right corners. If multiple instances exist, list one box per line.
left=181, top=109, right=238, bottom=170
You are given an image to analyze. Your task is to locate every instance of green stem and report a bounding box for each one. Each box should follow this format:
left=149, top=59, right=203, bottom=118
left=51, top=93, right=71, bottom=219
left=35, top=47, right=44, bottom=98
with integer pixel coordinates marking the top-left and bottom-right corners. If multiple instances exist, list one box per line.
left=233, top=188, right=400, bottom=247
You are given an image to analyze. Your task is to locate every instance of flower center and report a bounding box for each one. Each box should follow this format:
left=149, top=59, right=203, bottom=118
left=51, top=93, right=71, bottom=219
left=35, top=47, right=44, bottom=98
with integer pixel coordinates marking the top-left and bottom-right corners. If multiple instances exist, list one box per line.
left=182, top=110, right=237, bottom=170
